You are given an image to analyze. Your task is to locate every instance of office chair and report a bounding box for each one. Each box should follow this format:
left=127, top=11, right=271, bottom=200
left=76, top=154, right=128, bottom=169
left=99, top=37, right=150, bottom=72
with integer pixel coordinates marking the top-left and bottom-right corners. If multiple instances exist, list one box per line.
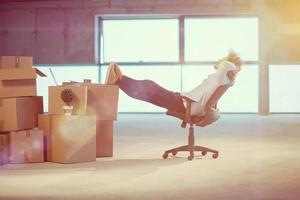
left=163, top=84, right=231, bottom=161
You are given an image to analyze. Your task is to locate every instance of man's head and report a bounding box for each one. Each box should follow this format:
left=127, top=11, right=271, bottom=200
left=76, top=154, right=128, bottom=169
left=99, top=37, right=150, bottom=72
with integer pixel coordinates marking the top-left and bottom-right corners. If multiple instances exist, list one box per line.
left=214, top=51, right=242, bottom=82
left=214, top=51, right=242, bottom=72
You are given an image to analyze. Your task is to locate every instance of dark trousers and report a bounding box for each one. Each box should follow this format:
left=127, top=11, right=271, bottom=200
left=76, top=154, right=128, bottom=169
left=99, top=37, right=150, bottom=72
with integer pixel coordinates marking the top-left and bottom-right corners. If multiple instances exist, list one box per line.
left=118, top=76, right=186, bottom=113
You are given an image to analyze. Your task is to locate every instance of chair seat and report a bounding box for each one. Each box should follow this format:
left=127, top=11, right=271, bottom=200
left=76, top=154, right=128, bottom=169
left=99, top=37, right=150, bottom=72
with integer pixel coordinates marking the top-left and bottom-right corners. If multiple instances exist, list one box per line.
left=166, top=110, right=205, bottom=124
left=167, top=108, right=220, bottom=127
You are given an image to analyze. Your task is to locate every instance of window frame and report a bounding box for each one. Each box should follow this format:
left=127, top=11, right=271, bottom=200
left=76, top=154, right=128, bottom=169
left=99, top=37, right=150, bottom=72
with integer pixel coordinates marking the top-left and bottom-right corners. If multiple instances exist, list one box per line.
left=98, top=15, right=259, bottom=113
left=98, top=15, right=259, bottom=67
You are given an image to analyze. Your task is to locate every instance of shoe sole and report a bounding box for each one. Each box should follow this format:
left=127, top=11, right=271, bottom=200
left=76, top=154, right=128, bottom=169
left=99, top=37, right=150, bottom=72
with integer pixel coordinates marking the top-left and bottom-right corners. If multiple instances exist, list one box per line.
left=105, top=63, right=114, bottom=84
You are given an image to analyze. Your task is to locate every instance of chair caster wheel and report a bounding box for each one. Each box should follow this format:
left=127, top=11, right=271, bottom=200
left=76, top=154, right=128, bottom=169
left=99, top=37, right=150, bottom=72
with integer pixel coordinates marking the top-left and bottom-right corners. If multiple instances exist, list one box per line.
left=212, top=153, right=219, bottom=159
left=201, top=151, right=207, bottom=156
left=187, top=155, right=194, bottom=161
left=163, top=153, right=168, bottom=159
left=172, top=151, right=177, bottom=156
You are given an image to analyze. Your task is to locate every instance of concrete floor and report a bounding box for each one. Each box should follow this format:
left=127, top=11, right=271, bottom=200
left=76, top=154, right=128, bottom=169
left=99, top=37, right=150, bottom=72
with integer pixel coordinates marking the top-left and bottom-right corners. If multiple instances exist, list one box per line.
left=0, top=114, right=300, bottom=200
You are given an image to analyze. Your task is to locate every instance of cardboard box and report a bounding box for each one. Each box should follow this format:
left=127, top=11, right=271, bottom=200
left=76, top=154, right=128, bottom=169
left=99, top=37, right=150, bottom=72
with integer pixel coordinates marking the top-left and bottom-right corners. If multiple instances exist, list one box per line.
left=96, top=120, right=113, bottom=157
left=86, top=84, right=119, bottom=120
left=0, top=134, right=9, bottom=165
left=9, top=129, right=44, bottom=164
left=38, top=114, right=52, bottom=161
left=0, top=56, right=32, bottom=68
left=0, top=96, right=43, bottom=132
left=49, top=84, right=119, bottom=120
left=0, top=67, right=46, bottom=98
left=51, top=115, right=96, bottom=164
left=48, top=85, right=88, bottom=116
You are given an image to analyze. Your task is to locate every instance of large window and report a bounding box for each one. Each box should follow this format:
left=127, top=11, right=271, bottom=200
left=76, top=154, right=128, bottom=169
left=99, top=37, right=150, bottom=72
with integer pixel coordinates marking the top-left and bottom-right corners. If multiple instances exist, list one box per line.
left=100, top=17, right=259, bottom=113
left=185, top=18, right=258, bottom=61
left=269, top=65, right=300, bottom=113
left=101, top=18, right=181, bottom=112
left=102, top=19, right=179, bottom=63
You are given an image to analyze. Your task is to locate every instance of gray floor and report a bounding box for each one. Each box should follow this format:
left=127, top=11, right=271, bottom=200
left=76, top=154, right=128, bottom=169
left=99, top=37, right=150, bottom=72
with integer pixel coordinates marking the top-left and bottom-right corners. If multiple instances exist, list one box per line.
left=1, top=114, right=300, bottom=200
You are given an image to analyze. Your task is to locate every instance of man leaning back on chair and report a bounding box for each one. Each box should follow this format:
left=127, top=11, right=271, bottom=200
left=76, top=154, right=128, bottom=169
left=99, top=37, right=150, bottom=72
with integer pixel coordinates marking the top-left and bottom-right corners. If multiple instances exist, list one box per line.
left=105, top=51, right=242, bottom=116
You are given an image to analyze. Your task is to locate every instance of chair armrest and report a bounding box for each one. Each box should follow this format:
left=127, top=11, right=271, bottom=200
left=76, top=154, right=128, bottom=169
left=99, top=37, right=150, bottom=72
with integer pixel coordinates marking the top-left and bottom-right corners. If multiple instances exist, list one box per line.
left=183, top=97, right=193, bottom=123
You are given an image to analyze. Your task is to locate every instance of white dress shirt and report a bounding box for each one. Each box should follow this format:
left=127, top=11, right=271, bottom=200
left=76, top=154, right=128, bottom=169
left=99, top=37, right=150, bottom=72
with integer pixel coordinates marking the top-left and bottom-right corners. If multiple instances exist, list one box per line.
left=181, top=61, right=238, bottom=116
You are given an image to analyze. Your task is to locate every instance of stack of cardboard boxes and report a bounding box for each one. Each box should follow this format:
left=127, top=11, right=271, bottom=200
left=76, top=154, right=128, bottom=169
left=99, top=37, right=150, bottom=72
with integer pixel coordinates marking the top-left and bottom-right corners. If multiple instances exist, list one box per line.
left=38, top=82, right=119, bottom=164
left=0, top=55, right=119, bottom=166
left=0, top=56, right=45, bottom=165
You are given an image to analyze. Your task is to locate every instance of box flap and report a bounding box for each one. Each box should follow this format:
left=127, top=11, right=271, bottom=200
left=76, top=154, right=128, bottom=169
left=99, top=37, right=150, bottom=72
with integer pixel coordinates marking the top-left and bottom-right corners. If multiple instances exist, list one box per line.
left=35, top=68, right=47, bottom=77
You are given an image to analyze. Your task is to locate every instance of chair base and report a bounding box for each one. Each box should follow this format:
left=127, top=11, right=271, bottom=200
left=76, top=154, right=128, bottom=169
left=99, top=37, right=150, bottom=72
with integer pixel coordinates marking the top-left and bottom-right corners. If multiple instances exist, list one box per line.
left=163, top=144, right=219, bottom=160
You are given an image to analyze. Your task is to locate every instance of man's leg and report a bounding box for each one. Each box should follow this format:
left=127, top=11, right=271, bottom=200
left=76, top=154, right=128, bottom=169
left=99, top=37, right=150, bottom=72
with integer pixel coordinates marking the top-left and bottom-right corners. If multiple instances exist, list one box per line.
left=117, top=76, right=186, bottom=113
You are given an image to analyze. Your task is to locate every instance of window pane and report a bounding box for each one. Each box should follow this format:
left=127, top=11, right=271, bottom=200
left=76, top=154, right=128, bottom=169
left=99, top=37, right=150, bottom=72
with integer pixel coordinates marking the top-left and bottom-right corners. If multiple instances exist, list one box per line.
left=103, top=19, right=179, bottom=62
left=182, top=64, right=258, bottom=112
left=270, top=65, right=300, bottom=112
left=185, top=17, right=258, bottom=61
left=37, top=66, right=99, bottom=112
left=101, top=65, right=181, bottom=112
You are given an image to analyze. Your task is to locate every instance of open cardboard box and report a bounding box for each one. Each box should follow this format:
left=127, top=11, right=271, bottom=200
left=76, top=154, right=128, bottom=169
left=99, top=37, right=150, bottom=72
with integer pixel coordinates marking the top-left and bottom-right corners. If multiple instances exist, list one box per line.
left=48, top=84, right=119, bottom=120
left=0, top=67, right=46, bottom=98
left=0, top=96, right=43, bottom=132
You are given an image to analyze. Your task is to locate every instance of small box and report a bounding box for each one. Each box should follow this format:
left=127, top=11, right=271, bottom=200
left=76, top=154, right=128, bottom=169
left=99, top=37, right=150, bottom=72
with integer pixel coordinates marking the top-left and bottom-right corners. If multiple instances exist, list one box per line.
left=51, top=115, right=96, bottom=164
left=0, top=96, right=43, bottom=132
left=38, top=114, right=52, bottom=161
left=54, top=83, right=119, bottom=120
left=0, top=134, right=9, bottom=165
left=0, top=56, right=18, bottom=68
left=0, top=67, right=46, bottom=98
left=96, top=120, right=113, bottom=157
left=9, top=129, right=44, bottom=164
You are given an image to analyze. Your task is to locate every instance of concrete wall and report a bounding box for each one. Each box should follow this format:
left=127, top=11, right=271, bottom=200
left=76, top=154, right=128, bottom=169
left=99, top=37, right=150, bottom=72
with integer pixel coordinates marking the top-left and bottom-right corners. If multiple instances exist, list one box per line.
left=0, top=5, right=94, bottom=64
left=1, top=0, right=299, bottom=64
left=0, top=0, right=257, bottom=64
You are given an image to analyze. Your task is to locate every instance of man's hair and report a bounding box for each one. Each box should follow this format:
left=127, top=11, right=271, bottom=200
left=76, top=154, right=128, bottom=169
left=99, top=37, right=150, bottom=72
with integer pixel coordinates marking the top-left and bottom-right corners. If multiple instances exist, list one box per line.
left=227, top=51, right=242, bottom=68
left=214, top=51, right=242, bottom=71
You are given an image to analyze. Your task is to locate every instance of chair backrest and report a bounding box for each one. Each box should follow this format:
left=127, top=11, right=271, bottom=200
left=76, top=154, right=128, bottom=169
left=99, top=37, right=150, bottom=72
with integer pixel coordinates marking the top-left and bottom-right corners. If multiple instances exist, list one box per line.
left=205, top=84, right=231, bottom=111
left=192, top=84, right=231, bottom=127
left=167, top=84, right=231, bottom=127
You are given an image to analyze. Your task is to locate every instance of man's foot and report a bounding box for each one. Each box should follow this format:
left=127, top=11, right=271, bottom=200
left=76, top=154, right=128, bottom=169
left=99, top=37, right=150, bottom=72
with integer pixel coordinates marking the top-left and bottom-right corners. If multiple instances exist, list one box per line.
left=105, top=63, right=122, bottom=85
left=114, top=64, right=123, bottom=79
